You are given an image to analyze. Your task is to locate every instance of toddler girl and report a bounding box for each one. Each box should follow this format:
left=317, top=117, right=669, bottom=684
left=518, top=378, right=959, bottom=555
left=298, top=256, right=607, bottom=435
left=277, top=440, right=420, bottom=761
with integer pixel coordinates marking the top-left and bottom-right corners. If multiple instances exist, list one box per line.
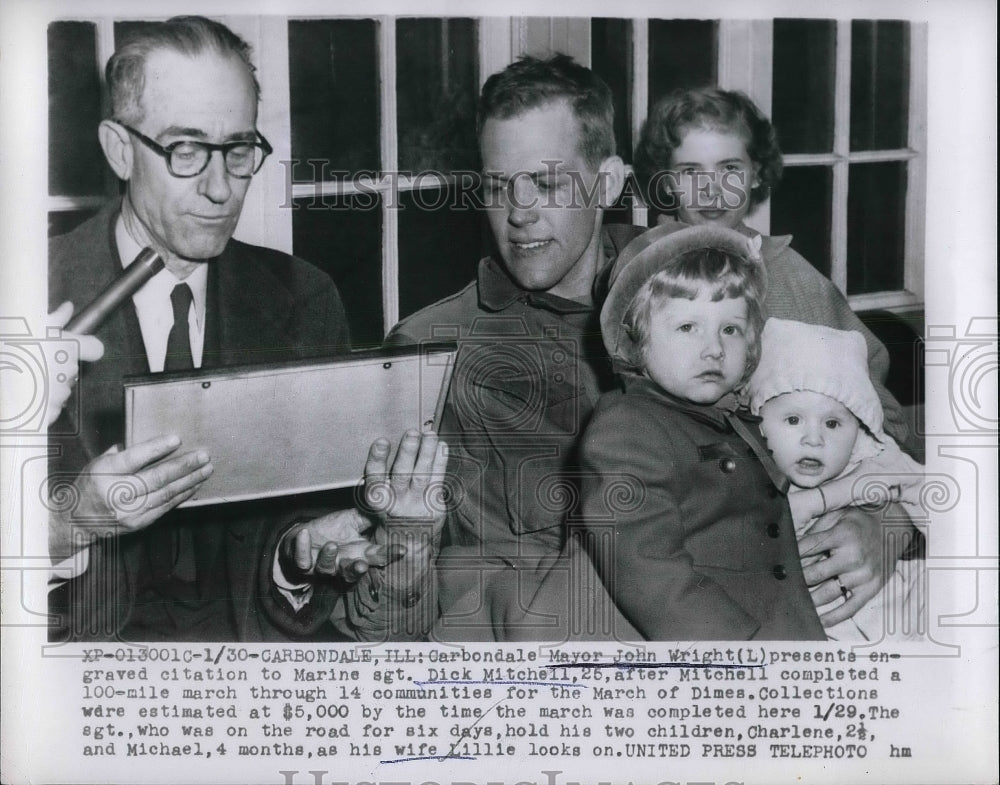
left=578, top=223, right=825, bottom=641
left=746, top=318, right=926, bottom=641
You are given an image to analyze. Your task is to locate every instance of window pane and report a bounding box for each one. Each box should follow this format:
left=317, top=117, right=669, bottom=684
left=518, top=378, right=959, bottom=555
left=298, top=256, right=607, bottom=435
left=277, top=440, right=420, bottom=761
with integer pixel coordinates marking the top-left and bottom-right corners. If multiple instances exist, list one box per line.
left=847, top=162, right=907, bottom=294
left=292, top=194, right=383, bottom=349
left=289, top=20, right=379, bottom=179
left=648, top=20, right=717, bottom=104
left=114, top=20, right=158, bottom=41
left=603, top=201, right=637, bottom=227
left=770, top=165, right=833, bottom=278
left=591, top=18, right=633, bottom=162
left=49, top=208, right=101, bottom=238
left=397, top=184, right=487, bottom=320
left=396, top=18, right=478, bottom=173
left=772, top=19, right=836, bottom=154
left=49, top=22, right=103, bottom=196
left=850, top=21, right=909, bottom=151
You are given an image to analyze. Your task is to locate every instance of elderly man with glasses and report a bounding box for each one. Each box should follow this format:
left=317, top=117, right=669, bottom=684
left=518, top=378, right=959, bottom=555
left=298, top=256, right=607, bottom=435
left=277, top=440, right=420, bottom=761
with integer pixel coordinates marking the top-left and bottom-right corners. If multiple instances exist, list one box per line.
left=48, top=16, right=443, bottom=642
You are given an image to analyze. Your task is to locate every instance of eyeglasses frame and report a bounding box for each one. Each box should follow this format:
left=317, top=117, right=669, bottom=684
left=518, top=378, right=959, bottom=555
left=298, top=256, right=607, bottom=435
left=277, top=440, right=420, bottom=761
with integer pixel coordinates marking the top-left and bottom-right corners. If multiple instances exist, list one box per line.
left=115, top=121, right=273, bottom=179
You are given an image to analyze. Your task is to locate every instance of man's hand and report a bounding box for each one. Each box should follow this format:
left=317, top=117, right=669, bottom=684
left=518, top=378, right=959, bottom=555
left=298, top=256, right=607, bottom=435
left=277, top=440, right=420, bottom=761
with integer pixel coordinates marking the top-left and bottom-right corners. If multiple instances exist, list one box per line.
left=45, top=301, right=104, bottom=427
left=799, top=507, right=898, bottom=627
left=366, top=429, right=449, bottom=610
left=852, top=441, right=925, bottom=505
left=277, top=509, right=406, bottom=585
left=276, top=431, right=449, bottom=589
left=49, top=435, right=213, bottom=560
left=365, top=430, right=449, bottom=544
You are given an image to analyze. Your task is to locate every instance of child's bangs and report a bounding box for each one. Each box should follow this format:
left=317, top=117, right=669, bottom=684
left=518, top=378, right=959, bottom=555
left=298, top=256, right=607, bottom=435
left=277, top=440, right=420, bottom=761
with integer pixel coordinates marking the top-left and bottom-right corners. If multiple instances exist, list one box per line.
left=648, top=248, right=757, bottom=303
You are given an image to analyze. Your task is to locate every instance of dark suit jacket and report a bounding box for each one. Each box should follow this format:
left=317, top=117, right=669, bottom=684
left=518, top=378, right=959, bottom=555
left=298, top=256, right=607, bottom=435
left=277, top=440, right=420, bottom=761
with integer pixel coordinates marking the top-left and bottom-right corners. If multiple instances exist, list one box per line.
left=49, top=203, right=353, bottom=641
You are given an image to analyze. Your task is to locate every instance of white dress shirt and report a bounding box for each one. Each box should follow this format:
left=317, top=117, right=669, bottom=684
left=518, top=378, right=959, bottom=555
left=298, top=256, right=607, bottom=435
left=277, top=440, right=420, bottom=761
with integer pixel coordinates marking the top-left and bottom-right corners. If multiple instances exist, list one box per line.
left=116, top=219, right=208, bottom=370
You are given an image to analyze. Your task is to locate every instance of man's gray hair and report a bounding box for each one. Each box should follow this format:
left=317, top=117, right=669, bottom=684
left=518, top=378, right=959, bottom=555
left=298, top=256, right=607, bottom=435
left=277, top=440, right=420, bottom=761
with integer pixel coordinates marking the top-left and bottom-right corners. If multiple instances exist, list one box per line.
left=106, top=15, right=260, bottom=124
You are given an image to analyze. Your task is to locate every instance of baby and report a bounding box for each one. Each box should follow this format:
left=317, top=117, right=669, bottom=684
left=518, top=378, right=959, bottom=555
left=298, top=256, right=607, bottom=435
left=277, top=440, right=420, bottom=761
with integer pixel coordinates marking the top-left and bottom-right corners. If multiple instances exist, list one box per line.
left=746, top=318, right=925, bottom=641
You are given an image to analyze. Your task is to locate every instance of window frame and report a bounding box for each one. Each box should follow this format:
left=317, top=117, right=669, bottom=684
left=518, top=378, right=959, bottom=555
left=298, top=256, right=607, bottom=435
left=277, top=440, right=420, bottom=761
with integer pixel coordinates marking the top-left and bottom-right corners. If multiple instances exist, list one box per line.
left=284, top=16, right=494, bottom=335
left=712, top=18, right=927, bottom=312
left=46, top=14, right=927, bottom=342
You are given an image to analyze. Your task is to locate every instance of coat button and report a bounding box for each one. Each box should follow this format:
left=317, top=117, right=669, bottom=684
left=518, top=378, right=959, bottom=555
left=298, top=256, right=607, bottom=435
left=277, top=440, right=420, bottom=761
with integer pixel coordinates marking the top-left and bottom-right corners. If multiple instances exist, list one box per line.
left=767, top=523, right=780, bottom=538
left=772, top=564, right=787, bottom=580
left=719, top=457, right=736, bottom=473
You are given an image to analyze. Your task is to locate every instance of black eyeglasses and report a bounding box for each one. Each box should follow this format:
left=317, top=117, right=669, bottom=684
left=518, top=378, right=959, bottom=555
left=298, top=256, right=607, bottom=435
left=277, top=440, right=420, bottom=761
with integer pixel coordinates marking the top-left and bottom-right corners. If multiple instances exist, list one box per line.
left=117, top=122, right=272, bottom=178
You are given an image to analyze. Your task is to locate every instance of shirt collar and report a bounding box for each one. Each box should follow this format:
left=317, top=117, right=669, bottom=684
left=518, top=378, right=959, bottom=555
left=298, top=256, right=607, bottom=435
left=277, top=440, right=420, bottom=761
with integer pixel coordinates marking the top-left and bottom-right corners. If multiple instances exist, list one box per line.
left=477, top=228, right=622, bottom=315
left=115, top=215, right=208, bottom=328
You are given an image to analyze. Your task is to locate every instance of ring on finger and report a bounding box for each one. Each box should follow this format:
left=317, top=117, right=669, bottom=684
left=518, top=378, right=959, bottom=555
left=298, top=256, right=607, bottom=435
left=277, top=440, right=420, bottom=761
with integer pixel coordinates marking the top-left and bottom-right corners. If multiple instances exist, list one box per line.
left=835, top=576, right=851, bottom=601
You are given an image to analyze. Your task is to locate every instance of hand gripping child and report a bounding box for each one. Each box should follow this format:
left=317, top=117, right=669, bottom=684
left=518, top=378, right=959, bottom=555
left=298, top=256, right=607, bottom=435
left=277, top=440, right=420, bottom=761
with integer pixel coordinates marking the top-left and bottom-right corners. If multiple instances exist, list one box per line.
left=746, top=317, right=926, bottom=641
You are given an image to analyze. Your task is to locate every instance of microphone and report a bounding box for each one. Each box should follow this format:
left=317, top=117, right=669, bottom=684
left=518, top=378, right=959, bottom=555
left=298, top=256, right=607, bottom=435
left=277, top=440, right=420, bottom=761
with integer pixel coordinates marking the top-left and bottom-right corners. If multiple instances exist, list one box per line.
left=64, top=248, right=165, bottom=334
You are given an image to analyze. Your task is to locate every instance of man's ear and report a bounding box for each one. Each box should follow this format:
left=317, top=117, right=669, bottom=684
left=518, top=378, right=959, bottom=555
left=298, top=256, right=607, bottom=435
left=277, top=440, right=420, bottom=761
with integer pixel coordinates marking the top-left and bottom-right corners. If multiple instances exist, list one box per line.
left=98, top=120, right=133, bottom=181
left=597, top=155, right=626, bottom=209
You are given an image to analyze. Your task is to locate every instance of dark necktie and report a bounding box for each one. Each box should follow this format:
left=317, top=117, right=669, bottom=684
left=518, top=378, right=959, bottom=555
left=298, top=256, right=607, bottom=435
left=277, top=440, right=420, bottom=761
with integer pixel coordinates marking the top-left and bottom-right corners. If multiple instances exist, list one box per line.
left=149, top=282, right=197, bottom=585
left=164, top=283, right=194, bottom=371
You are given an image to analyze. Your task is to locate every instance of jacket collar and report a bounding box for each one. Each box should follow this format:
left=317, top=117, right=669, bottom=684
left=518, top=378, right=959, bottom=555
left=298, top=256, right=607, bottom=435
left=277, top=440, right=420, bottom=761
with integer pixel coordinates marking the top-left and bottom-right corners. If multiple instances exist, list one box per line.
left=622, top=374, right=788, bottom=491
left=477, top=225, right=643, bottom=314
left=621, top=374, right=761, bottom=432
